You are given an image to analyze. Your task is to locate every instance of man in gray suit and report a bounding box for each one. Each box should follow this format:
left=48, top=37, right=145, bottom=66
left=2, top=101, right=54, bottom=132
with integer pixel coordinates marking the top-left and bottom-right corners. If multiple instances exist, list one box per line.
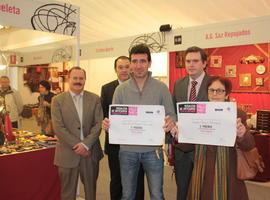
left=172, top=46, right=209, bottom=200
left=52, top=66, right=103, bottom=200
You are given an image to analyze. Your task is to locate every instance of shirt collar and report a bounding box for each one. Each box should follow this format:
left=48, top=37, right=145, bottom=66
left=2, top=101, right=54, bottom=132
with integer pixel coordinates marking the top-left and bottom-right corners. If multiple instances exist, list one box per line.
left=118, top=79, right=123, bottom=84
left=130, top=71, right=152, bottom=80
left=189, top=71, right=205, bottom=85
left=69, top=90, right=84, bottom=98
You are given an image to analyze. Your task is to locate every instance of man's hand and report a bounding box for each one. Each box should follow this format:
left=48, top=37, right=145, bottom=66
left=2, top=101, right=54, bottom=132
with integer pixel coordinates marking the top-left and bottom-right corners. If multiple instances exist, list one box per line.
left=170, top=124, right=179, bottom=140
left=73, top=143, right=90, bottom=157
left=163, top=116, right=176, bottom=133
left=102, top=118, right=110, bottom=131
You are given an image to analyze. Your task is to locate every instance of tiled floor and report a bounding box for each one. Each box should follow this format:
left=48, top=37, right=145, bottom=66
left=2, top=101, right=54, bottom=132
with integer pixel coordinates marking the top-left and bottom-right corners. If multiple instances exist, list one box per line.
left=77, top=154, right=177, bottom=200
left=21, top=118, right=270, bottom=200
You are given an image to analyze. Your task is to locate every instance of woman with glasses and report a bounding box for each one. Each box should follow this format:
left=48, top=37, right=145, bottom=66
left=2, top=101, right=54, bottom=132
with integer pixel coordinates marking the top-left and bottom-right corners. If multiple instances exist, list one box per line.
left=172, top=76, right=256, bottom=200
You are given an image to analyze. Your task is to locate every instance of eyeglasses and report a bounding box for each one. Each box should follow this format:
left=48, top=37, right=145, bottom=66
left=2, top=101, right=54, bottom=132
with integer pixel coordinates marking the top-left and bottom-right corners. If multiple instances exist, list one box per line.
left=208, top=88, right=226, bottom=95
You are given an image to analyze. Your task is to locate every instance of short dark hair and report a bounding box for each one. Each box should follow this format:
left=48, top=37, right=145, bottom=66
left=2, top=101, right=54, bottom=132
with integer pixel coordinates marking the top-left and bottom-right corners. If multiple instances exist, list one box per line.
left=68, top=66, right=86, bottom=79
left=185, top=46, right=208, bottom=63
left=114, top=56, right=130, bottom=70
left=39, top=80, right=51, bottom=91
left=207, top=76, right=232, bottom=95
left=129, top=44, right=151, bottom=62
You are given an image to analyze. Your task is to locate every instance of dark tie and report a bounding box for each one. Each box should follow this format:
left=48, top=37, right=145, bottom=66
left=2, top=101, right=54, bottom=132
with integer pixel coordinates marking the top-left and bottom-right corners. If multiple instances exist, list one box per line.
left=189, top=80, right=198, bottom=101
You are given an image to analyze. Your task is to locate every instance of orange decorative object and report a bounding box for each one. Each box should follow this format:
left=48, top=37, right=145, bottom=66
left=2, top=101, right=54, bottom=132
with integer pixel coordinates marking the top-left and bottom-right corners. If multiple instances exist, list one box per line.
left=240, top=55, right=264, bottom=64
left=4, top=114, right=16, bottom=142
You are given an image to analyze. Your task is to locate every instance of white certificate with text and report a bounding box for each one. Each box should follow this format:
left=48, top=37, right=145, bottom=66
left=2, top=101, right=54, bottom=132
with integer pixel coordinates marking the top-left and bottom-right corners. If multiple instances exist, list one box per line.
left=177, top=102, right=237, bottom=146
left=109, top=104, right=165, bottom=145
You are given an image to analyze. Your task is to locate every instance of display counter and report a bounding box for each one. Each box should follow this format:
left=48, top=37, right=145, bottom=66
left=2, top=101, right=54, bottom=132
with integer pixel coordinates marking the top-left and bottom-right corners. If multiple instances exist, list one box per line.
left=0, top=147, right=61, bottom=200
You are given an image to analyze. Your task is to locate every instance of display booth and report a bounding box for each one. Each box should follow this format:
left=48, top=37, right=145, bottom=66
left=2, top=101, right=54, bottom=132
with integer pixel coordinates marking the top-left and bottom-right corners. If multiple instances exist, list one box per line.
left=1, top=0, right=270, bottom=199
left=0, top=1, right=80, bottom=200
left=167, top=16, right=270, bottom=184
left=74, top=15, right=270, bottom=192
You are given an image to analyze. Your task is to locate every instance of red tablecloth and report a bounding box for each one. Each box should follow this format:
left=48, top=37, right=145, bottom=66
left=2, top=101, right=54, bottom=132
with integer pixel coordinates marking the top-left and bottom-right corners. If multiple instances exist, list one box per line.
left=0, top=147, right=61, bottom=200
left=253, top=134, right=270, bottom=182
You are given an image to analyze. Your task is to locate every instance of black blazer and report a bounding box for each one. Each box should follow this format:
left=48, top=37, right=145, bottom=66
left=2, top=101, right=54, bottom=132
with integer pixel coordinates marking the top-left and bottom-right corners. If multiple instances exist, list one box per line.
left=100, top=79, right=119, bottom=154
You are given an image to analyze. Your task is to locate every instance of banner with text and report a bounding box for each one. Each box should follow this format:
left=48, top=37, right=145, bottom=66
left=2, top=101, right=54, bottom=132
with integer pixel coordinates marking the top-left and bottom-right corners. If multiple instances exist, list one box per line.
left=0, top=0, right=79, bottom=36
left=168, top=15, right=270, bottom=51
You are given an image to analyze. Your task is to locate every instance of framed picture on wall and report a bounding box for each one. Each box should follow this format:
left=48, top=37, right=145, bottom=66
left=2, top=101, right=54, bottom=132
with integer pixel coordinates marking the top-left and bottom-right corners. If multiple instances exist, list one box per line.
left=225, top=65, right=236, bottom=77
left=239, top=73, right=252, bottom=87
left=255, top=77, right=264, bottom=86
left=210, top=55, right=222, bottom=68
left=175, top=51, right=185, bottom=68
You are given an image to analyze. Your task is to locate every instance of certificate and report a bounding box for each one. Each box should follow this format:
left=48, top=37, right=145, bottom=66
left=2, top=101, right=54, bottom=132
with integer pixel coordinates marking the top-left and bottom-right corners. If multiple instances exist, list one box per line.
left=109, top=104, right=165, bottom=145
left=177, top=102, right=237, bottom=146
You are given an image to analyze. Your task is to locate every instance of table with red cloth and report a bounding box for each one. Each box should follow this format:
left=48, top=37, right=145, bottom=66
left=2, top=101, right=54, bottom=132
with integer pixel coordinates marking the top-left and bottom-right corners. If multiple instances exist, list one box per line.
left=0, top=147, right=61, bottom=200
left=253, top=133, right=270, bottom=181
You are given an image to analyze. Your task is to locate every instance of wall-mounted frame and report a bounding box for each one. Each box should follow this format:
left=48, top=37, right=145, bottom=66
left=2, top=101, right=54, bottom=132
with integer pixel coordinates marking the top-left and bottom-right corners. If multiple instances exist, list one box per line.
left=255, top=77, right=264, bottom=86
left=239, top=73, right=252, bottom=87
left=225, top=65, right=236, bottom=77
left=210, top=55, right=222, bottom=68
left=175, top=51, right=185, bottom=68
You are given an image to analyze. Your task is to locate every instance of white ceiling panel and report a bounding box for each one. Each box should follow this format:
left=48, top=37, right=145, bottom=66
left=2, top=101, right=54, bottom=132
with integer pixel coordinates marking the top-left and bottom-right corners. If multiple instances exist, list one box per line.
left=1, top=0, right=270, bottom=52
left=61, top=0, right=270, bottom=44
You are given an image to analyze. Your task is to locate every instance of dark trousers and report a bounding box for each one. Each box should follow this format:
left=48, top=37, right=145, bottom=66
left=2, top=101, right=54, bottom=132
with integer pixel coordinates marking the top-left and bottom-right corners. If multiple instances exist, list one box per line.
left=107, top=148, right=145, bottom=200
left=174, top=148, right=194, bottom=200
left=12, top=121, right=18, bottom=129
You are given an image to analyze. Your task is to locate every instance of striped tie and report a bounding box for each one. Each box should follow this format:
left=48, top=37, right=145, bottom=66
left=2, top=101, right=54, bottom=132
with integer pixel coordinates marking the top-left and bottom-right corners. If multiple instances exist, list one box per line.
left=189, top=80, right=198, bottom=101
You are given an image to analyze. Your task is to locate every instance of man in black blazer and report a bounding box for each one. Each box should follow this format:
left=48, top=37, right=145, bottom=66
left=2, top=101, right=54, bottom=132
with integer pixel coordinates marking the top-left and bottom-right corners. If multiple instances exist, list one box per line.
left=172, top=46, right=210, bottom=200
left=100, top=56, right=144, bottom=200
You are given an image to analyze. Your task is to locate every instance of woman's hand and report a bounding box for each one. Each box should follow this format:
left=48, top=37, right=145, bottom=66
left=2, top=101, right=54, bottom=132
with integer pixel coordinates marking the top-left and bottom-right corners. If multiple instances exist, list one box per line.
left=236, top=118, right=246, bottom=138
left=102, top=118, right=110, bottom=131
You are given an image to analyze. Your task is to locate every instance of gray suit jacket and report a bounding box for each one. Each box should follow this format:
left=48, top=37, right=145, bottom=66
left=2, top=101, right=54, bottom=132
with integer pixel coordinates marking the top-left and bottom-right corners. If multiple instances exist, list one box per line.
left=172, top=75, right=209, bottom=104
left=52, top=91, right=104, bottom=168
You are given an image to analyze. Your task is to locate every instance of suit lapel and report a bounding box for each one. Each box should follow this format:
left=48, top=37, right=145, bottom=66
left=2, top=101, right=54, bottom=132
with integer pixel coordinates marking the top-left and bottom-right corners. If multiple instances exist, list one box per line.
left=111, top=80, right=119, bottom=102
left=112, top=80, right=119, bottom=94
left=67, top=92, right=81, bottom=123
left=197, top=75, right=208, bottom=101
left=82, top=92, right=88, bottom=127
left=182, top=77, right=189, bottom=101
